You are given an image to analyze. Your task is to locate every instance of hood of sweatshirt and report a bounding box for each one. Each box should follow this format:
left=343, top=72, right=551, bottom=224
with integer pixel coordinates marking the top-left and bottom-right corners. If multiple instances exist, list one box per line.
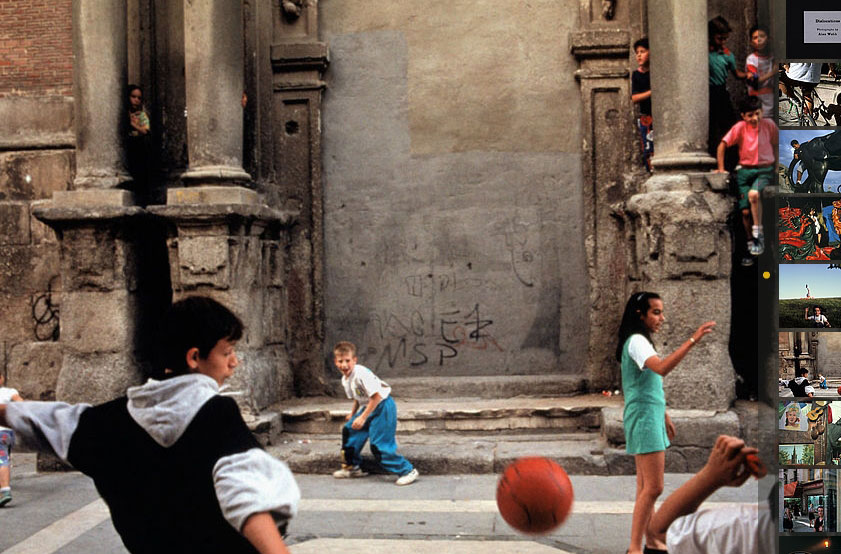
left=127, top=373, right=219, bottom=447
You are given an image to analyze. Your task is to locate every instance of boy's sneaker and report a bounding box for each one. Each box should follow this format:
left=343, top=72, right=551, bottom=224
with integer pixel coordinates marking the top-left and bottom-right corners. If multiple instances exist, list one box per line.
left=395, top=468, right=419, bottom=486
left=740, top=254, right=755, bottom=267
left=332, top=466, right=368, bottom=479
left=0, top=489, right=11, bottom=507
left=754, top=235, right=765, bottom=255
left=748, top=238, right=764, bottom=256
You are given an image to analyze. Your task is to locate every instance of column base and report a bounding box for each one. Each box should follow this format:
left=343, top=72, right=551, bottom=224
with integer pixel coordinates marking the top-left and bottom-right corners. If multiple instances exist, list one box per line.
left=72, top=171, right=133, bottom=190
left=166, top=185, right=258, bottom=205
left=181, top=165, right=252, bottom=187
left=53, top=189, right=136, bottom=207
left=650, top=152, right=716, bottom=171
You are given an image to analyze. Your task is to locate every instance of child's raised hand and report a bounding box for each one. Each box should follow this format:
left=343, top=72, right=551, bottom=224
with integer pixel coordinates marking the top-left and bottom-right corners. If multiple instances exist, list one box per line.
left=691, top=321, right=716, bottom=344
left=701, top=435, right=755, bottom=488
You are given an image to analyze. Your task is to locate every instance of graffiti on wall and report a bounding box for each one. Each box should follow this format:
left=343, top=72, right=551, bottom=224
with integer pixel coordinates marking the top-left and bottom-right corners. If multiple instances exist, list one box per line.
left=362, top=303, right=504, bottom=371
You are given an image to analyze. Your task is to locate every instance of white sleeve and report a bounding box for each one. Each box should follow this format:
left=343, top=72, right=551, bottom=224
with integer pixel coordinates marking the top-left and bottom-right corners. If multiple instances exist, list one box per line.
left=627, top=335, right=657, bottom=371
left=357, top=367, right=385, bottom=398
left=666, top=504, right=772, bottom=554
left=5, top=401, right=91, bottom=463
left=213, top=448, right=301, bottom=532
left=805, top=384, right=816, bottom=395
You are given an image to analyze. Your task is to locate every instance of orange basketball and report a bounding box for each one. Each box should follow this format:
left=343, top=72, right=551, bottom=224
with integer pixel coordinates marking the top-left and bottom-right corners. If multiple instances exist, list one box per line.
left=496, top=457, right=574, bottom=535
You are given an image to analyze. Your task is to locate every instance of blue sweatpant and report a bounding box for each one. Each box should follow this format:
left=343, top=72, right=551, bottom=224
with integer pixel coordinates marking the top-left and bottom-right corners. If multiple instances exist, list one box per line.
left=341, top=396, right=413, bottom=476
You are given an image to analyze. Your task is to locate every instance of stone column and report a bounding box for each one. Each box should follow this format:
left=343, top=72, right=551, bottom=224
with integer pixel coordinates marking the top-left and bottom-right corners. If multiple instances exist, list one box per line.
left=647, top=0, right=716, bottom=170
left=33, top=201, right=171, bottom=405
left=72, top=0, right=132, bottom=191
left=181, top=0, right=251, bottom=185
left=625, top=173, right=735, bottom=410
left=149, top=192, right=297, bottom=413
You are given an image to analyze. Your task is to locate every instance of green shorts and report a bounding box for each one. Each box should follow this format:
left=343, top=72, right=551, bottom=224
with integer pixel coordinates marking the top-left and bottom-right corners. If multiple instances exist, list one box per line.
left=736, top=166, right=774, bottom=210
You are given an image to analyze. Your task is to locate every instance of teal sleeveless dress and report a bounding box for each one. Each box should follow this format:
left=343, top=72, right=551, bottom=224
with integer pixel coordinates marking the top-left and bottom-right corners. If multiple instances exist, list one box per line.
left=621, top=334, right=669, bottom=454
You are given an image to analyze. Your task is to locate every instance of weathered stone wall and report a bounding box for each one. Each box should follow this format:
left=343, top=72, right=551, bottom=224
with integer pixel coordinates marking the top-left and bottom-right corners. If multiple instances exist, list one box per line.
left=319, top=1, right=588, bottom=377
left=0, top=104, right=74, bottom=400
left=0, top=1, right=74, bottom=399
left=817, top=333, right=841, bottom=378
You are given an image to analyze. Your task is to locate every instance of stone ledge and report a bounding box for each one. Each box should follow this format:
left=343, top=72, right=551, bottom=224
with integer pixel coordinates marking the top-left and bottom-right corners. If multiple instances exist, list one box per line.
left=267, top=431, right=722, bottom=476
left=166, top=186, right=258, bottom=206
left=52, top=189, right=136, bottom=207
left=601, top=406, right=742, bottom=448
left=149, top=202, right=297, bottom=227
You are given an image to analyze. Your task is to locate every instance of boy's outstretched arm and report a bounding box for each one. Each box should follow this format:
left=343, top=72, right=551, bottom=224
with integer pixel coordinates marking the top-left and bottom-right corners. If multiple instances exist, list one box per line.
left=648, top=435, right=755, bottom=545
left=242, top=512, right=290, bottom=554
left=0, top=404, right=7, bottom=427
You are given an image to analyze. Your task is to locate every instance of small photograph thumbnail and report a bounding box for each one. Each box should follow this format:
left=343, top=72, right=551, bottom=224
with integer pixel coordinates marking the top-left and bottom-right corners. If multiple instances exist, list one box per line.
left=780, top=468, right=836, bottom=533
left=780, top=129, right=841, bottom=194
left=779, top=63, right=841, bottom=127
left=779, top=264, right=841, bottom=328
left=780, top=332, right=841, bottom=397
left=779, top=197, right=841, bottom=261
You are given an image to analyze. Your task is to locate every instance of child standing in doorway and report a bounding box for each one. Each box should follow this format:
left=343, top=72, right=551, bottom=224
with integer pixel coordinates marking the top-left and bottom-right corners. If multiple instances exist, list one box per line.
left=708, top=16, right=747, bottom=157
left=631, top=37, right=653, bottom=171
left=746, top=25, right=774, bottom=118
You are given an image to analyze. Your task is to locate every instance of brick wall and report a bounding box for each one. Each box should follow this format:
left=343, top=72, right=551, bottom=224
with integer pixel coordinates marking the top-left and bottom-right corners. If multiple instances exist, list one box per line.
left=0, top=0, right=73, bottom=97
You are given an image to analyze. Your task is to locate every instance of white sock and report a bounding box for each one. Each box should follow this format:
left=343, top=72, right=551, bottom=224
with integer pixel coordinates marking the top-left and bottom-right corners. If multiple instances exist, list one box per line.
left=0, top=487, right=9, bottom=492
left=752, top=225, right=763, bottom=239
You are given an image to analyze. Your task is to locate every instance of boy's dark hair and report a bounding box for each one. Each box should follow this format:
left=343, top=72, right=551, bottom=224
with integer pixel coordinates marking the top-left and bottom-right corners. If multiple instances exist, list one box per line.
left=708, top=16, right=732, bottom=44
left=739, top=96, right=762, bottom=114
left=615, top=291, right=661, bottom=362
left=796, top=366, right=809, bottom=377
left=633, top=37, right=649, bottom=51
left=791, top=140, right=800, bottom=147
left=156, top=296, right=244, bottom=379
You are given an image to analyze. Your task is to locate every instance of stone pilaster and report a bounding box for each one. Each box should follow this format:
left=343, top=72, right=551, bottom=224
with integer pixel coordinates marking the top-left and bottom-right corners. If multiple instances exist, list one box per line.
left=181, top=0, right=251, bottom=186
left=570, top=30, right=637, bottom=390
left=149, top=191, right=297, bottom=412
left=647, top=0, right=715, bottom=170
left=72, top=0, right=132, bottom=189
left=270, top=0, right=329, bottom=395
left=625, top=173, right=735, bottom=410
left=32, top=199, right=171, bottom=404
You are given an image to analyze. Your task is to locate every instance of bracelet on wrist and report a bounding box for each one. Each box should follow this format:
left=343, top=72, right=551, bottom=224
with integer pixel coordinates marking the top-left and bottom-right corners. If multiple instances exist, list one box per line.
left=689, top=337, right=696, bottom=345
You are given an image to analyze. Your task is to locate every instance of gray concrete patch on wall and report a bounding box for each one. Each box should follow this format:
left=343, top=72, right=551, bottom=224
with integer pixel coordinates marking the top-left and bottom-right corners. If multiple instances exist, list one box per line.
left=322, top=30, right=587, bottom=377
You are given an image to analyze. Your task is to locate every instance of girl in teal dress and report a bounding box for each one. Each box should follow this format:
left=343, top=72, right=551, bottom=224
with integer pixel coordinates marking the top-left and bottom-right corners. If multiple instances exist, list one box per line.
left=615, top=292, right=715, bottom=554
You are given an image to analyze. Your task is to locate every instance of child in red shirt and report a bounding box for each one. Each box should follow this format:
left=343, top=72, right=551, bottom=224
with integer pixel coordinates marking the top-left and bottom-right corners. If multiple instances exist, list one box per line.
left=715, top=96, right=778, bottom=266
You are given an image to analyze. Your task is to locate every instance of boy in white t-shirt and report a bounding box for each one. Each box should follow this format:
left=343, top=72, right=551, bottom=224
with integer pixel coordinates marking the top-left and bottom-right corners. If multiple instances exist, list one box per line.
left=0, top=374, right=23, bottom=506
left=332, top=341, right=418, bottom=486
left=648, top=435, right=773, bottom=554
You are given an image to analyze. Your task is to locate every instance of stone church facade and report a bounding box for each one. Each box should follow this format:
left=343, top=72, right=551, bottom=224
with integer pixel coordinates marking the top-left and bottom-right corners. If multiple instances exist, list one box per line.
left=0, top=0, right=760, bottom=414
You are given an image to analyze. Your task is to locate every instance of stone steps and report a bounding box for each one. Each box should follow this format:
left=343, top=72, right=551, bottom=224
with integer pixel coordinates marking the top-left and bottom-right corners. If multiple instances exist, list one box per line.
left=254, top=391, right=757, bottom=476
left=276, top=393, right=615, bottom=435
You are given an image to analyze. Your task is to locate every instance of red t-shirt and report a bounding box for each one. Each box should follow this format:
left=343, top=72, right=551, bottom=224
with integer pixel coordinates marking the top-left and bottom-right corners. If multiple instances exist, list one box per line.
left=721, top=119, right=778, bottom=166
